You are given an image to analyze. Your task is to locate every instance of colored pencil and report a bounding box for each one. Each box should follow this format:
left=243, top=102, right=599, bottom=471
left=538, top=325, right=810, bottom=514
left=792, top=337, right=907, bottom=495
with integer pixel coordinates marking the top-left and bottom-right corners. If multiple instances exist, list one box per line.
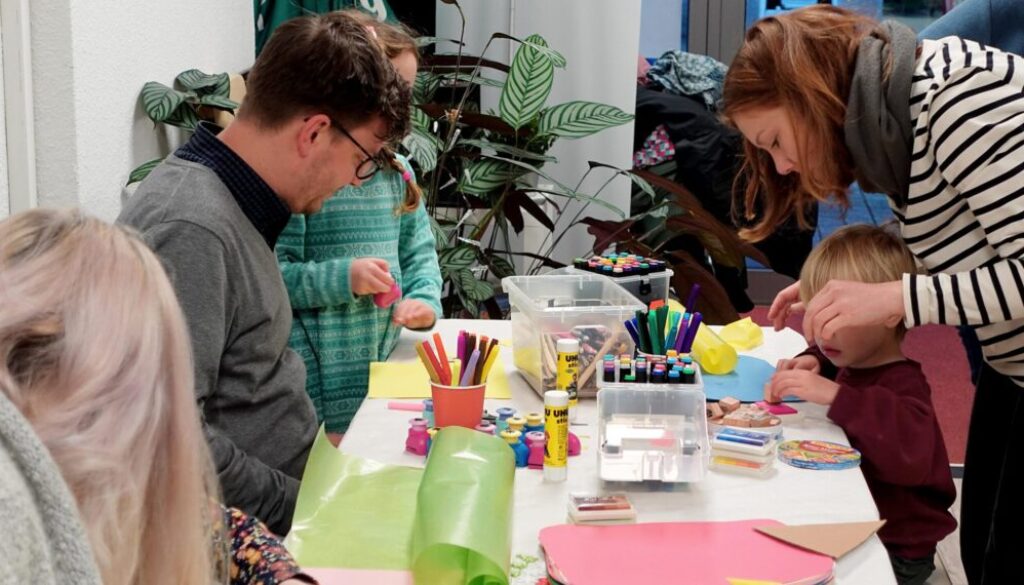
left=433, top=333, right=451, bottom=385
left=416, top=343, right=441, bottom=383
left=461, top=349, right=481, bottom=386
left=451, top=359, right=461, bottom=387
left=422, top=341, right=447, bottom=385
left=681, top=312, right=703, bottom=354
left=624, top=319, right=641, bottom=347
left=480, top=346, right=500, bottom=383
left=684, top=283, right=701, bottom=313
left=647, top=311, right=662, bottom=355
left=665, top=311, right=682, bottom=351
left=675, top=312, right=691, bottom=353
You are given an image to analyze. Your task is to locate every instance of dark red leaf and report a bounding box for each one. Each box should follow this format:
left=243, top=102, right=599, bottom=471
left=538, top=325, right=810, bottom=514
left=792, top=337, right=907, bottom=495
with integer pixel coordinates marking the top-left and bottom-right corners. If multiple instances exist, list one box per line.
left=580, top=217, right=636, bottom=253
left=667, top=253, right=740, bottom=324
left=503, top=192, right=525, bottom=233
left=513, top=190, right=556, bottom=232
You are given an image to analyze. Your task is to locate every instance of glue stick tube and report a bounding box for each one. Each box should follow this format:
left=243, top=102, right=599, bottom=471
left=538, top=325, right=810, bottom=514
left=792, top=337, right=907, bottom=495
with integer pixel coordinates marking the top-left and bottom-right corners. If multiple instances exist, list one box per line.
left=555, top=338, right=580, bottom=422
left=544, top=390, right=569, bottom=482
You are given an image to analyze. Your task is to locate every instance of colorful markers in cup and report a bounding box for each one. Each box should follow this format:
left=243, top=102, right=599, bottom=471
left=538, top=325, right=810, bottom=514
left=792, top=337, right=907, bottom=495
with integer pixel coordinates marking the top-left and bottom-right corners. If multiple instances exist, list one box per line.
left=417, top=331, right=500, bottom=387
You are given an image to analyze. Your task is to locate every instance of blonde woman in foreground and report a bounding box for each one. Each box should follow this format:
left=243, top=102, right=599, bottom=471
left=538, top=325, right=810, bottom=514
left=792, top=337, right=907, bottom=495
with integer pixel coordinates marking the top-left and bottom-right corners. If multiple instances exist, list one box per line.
left=0, top=208, right=314, bottom=585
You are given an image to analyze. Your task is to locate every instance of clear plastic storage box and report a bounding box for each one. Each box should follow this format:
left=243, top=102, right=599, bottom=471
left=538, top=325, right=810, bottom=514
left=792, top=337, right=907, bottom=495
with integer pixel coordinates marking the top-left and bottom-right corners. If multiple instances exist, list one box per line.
left=596, top=367, right=710, bottom=483
left=502, top=274, right=646, bottom=399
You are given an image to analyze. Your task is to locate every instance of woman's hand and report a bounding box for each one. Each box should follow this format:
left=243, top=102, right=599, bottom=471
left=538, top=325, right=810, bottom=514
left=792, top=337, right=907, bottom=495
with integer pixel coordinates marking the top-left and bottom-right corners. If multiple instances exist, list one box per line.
left=767, top=281, right=803, bottom=331
left=801, top=280, right=904, bottom=343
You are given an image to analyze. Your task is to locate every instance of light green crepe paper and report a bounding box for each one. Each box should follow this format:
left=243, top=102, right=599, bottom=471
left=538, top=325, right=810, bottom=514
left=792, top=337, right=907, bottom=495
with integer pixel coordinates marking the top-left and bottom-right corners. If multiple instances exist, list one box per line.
left=285, top=428, right=421, bottom=570
left=285, top=426, right=516, bottom=585
left=412, top=427, right=515, bottom=585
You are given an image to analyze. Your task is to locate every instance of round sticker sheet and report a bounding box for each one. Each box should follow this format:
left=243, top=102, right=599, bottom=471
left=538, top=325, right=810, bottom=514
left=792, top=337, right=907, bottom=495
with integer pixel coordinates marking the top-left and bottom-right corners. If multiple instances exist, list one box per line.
left=778, top=440, right=862, bottom=470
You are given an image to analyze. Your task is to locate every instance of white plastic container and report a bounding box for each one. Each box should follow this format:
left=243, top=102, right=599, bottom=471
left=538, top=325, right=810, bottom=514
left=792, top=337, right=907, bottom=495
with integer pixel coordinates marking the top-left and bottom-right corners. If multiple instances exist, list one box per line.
left=596, top=365, right=710, bottom=483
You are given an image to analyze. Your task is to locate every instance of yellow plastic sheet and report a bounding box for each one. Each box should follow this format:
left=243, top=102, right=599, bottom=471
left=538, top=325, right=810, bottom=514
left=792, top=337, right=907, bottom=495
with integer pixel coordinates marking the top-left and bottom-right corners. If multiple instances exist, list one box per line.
left=286, top=427, right=515, bottom=584
left=367, top=357, right=512, bottom=399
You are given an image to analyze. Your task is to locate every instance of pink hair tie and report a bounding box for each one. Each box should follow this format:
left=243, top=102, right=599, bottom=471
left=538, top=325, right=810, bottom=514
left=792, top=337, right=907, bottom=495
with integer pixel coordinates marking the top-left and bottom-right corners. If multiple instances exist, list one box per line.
left=401, top=169, right=413, bottom=183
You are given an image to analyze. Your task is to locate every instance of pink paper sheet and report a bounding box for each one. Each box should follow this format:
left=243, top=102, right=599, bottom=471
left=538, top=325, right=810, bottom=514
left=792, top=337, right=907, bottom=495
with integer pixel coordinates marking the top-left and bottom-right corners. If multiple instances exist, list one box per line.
left=539, top=519, right=833, bottom=584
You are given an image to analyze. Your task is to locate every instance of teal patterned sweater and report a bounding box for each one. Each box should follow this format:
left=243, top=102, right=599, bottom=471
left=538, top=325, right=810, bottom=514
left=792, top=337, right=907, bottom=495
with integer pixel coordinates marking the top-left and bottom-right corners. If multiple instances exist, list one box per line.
left=276, top=157, right=442, bottom=432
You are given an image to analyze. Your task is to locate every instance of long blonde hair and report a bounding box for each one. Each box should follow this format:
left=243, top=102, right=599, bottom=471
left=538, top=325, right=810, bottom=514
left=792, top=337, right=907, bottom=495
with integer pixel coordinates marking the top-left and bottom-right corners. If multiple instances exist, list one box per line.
left=0, top=209, right=222, bottom=584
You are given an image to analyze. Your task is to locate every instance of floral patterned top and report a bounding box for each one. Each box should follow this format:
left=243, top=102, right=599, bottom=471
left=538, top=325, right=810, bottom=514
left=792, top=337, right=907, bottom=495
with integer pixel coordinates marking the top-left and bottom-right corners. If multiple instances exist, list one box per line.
left=223, top=507, right=317, bottom=585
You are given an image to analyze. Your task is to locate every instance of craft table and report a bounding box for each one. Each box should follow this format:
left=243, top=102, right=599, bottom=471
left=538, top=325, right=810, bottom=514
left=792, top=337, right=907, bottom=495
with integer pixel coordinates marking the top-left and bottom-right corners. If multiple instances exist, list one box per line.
left=341, top=319, right=897, bottom=584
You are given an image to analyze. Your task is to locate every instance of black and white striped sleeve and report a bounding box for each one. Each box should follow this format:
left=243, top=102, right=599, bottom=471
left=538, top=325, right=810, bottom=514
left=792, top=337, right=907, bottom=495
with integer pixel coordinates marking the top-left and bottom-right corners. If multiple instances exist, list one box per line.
left=905, top=59, right=1024, bottom=328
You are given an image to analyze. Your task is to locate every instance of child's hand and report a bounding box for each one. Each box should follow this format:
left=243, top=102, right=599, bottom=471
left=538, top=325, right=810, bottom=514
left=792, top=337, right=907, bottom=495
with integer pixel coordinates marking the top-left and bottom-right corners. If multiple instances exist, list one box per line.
left=765, top=369, right=839, bottom=405
left=351, top=258, right=394, bottom=296
left=776, top=354, right=821, bottom=374
left=393, top=299, right=436, bottom=329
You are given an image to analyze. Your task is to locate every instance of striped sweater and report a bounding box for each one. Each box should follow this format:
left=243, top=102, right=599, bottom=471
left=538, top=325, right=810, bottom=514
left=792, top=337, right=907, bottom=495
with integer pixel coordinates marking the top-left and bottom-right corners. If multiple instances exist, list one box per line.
left=276, top=156, right=442, bottom=432
left=900, top=37, right=1024, bottom=385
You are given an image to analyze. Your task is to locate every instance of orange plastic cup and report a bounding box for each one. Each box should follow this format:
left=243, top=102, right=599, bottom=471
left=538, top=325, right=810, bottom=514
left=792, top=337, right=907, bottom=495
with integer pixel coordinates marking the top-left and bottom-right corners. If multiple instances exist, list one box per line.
left=430, top=382, right=486, bottom=428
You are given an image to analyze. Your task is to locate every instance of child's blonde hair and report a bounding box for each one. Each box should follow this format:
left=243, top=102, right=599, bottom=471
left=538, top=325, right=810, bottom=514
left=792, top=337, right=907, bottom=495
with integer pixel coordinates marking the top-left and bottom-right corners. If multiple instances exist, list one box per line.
left=344, top=10, right=424, bottom=214
left=799, top=224, right=916, bottom=335
left=0, top=209, right=223, bottom=585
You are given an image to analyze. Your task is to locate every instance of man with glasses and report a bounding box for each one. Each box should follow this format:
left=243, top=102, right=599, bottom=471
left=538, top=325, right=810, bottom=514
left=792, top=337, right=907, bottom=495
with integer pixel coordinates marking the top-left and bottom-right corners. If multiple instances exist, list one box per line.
left=117, top=11, right=410, bottom=535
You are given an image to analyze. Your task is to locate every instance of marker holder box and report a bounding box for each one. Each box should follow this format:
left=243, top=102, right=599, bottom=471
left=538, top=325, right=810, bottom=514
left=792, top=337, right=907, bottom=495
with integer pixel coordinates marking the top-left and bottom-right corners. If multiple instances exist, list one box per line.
left=560, top=266, right=674, bottom=305
left=596, top=364, right=709, bottom=483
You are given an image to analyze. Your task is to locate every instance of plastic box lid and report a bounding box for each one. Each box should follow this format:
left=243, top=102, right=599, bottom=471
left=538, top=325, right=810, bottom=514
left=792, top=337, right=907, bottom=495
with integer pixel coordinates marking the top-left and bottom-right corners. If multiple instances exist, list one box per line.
left=502, top=274, right=646, bottom=315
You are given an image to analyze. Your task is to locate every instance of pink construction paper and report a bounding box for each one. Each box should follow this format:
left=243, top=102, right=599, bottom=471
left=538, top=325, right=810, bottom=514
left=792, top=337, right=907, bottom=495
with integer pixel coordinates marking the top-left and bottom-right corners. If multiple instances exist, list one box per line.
left=539, top=520, right=833, bottom=584
left=303, top=568, right=413, bottom=585
left=756, top=401, right=799, bottom=415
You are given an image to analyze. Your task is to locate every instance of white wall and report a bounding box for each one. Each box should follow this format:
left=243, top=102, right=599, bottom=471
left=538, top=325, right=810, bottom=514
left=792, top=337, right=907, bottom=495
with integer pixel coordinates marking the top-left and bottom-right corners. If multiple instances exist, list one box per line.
left=640, top=0, right=683, bottom=59
left=436, top=0, right=641, bottom=267
left=30, top=0, right=254, bottom=221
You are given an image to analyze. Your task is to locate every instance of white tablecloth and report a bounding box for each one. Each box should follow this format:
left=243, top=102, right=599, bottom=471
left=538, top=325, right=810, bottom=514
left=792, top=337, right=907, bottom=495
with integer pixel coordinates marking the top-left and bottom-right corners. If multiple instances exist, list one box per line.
left=342, top=319, right=896, bottom=584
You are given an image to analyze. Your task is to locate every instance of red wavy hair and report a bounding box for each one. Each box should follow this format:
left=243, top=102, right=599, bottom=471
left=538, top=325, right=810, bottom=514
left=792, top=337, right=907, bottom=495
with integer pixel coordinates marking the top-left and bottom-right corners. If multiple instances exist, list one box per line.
left=723, top=6, right=878, bottom=241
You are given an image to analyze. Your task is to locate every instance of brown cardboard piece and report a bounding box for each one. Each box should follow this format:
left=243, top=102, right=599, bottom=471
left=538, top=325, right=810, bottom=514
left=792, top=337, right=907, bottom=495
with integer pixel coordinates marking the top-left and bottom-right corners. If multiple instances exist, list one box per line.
left=755, top=520, right=886, bottom=559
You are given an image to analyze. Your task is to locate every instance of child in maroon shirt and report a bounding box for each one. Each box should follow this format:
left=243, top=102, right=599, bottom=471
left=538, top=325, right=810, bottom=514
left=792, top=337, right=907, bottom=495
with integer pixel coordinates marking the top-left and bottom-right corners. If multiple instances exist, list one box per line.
left=766, top=225, right=956, bottom=585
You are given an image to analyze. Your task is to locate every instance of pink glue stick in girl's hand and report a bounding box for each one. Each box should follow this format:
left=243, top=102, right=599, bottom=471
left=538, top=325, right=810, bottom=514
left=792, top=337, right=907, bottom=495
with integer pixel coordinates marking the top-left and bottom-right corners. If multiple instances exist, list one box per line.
left=374, top=282, right=401, bottom=308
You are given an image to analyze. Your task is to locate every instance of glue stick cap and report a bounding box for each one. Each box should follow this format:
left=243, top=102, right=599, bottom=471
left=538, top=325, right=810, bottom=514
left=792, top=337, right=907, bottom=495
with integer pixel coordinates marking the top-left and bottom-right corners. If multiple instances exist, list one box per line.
left=557, top=338, right=580, bottom=353
left=544, top=390, right=569, bottom=407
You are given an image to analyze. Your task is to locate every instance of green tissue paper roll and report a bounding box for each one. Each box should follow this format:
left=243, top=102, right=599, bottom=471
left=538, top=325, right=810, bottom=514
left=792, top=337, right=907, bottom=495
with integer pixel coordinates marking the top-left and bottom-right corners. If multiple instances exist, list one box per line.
left=286, top=426, right=515, bottom=584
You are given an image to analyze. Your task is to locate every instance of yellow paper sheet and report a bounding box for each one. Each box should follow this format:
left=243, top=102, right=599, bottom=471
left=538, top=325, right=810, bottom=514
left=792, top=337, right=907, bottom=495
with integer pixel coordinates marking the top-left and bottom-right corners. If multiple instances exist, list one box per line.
left=367, top=356, right=511, bottom=399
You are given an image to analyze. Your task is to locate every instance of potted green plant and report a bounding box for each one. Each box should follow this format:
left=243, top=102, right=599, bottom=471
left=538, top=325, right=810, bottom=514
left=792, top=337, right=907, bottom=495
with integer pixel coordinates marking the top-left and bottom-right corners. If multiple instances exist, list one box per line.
left=406, top=1, right=642, bottom=317
left=128, top=69, right=239, bottom=185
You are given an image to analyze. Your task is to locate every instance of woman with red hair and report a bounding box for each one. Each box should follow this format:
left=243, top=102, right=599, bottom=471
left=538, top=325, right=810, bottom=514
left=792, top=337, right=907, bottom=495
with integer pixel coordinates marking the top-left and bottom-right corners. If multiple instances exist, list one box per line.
left=724, top=6, right=1024, bottom=584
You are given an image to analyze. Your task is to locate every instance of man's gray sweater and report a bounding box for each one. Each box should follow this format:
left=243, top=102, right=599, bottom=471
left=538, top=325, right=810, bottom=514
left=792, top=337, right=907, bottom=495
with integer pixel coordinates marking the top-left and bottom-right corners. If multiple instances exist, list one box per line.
left=118, top=154, right=316, bottom=534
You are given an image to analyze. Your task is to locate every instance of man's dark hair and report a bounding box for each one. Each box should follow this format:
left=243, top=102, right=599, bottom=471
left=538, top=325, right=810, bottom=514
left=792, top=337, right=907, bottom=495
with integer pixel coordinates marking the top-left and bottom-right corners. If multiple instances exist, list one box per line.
left=240, top=11, right=411, bottom=143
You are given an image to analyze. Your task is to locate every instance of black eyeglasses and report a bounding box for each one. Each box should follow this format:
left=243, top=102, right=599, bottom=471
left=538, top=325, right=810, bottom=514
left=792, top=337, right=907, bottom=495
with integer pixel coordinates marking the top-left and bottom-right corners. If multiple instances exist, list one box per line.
left=317, top=116, right=387, bottom=181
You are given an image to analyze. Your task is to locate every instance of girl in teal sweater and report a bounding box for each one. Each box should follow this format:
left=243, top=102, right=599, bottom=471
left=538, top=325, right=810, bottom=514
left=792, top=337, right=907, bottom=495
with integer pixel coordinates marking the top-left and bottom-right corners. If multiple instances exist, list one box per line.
left=276, top=18, right=441, bottom=435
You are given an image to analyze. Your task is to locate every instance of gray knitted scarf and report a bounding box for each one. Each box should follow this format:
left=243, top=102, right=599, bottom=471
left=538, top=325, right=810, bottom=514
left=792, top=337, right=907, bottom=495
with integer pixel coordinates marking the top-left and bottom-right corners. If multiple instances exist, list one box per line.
left=844, top=21, right=918, bottom=204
